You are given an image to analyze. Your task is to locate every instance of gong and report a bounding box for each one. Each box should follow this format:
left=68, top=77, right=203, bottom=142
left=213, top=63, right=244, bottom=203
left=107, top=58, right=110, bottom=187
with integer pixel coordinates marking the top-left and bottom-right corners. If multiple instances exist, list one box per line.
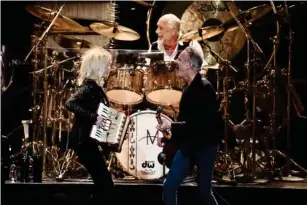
left=162, top=1, right=246, bottom=65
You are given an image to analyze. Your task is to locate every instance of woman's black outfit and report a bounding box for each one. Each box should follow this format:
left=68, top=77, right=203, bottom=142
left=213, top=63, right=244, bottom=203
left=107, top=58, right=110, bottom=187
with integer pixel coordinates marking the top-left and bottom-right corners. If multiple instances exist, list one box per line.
left=65, top=79, right=114, bottom=205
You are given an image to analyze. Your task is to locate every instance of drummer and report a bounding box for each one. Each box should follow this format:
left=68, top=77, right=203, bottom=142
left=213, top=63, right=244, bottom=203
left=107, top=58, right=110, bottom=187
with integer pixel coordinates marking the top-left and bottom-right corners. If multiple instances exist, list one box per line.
left=147, top=13, right=208, bottom=76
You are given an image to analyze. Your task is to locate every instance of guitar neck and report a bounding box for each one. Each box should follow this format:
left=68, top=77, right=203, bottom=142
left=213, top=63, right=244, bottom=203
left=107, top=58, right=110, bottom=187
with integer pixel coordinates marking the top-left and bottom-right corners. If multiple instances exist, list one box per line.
left=156, top=114, right=171, bottom=139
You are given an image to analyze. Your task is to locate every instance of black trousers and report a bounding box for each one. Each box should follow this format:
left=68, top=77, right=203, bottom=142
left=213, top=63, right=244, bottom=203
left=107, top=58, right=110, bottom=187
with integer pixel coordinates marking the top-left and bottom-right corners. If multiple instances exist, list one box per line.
left=75, top=139, right=115, bottom=205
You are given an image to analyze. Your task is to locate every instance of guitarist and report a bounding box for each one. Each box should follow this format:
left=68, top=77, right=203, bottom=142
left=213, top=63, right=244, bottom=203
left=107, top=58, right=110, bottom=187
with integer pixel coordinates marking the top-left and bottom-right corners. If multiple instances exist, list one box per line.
left=156, top=46, right=223, bottom=205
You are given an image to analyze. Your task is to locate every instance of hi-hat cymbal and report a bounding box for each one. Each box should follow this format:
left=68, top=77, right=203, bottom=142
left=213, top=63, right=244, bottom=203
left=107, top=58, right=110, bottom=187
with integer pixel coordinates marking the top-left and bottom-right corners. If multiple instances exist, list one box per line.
left=179, top=26, right=225, bottom=43
left=53, top=35, right=92, bottom=54
left=90, top=22, right=140, bottom=41
left=26, top=4, right=86, bottom=32
left=180, top=1, right=246, bottom=65
left=222, top=4, right=273, bottom=32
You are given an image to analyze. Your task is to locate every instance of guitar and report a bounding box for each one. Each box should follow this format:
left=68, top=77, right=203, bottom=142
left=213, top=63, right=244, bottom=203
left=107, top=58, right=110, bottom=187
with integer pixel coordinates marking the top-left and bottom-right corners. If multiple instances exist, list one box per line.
left=156, top=107, right=178, bottom=168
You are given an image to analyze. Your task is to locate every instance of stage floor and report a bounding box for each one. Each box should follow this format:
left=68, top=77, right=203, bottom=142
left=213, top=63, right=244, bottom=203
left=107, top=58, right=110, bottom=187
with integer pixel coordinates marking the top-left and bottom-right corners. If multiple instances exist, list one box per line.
left=3, top=178, right=307, bottom=205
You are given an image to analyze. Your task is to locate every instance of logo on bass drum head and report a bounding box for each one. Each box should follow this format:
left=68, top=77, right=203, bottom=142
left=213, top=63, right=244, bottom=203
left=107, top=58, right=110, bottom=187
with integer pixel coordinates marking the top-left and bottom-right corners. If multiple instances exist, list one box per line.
left=141, top=161, right=155, bottom=175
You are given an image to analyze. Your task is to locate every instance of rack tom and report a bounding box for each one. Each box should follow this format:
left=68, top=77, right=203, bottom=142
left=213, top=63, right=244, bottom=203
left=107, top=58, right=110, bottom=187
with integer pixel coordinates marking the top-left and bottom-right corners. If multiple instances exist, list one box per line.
left=105, top=65, right=144, bottom=105
left=145, top=61, right=185, bottom=106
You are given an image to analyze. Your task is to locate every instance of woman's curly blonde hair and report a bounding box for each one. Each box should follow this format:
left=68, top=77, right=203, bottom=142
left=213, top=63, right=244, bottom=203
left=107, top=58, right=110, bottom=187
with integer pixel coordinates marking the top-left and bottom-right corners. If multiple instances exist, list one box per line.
left=77, top=46, right=112, bottom=86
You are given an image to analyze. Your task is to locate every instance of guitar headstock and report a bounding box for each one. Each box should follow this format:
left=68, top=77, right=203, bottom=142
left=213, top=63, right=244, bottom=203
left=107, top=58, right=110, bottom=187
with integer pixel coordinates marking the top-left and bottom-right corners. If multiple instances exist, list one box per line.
left=156, top=106, right=163, bottom=123
left=157, top=106, right=163, bottom=115
left=155, top=106, right=171, bottom=139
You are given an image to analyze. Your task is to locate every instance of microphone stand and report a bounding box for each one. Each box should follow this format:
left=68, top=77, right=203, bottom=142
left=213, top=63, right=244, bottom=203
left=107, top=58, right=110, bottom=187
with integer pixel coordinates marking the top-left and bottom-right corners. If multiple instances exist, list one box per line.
left=24, top=2, right=67, bottom=62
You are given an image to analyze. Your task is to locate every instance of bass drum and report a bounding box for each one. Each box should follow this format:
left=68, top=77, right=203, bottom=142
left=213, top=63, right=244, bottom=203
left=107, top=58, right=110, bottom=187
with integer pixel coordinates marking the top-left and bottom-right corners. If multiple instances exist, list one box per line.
left=116, top=110, right=172, bottom=180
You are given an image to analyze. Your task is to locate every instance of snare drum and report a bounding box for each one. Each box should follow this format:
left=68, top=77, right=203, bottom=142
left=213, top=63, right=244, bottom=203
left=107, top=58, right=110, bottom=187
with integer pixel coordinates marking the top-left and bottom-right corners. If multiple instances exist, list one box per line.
left=116, top=110, right=171, bottom=180
left=145, top=61, right=185, bottom=106
left=106, top=65, right=144, bottom=105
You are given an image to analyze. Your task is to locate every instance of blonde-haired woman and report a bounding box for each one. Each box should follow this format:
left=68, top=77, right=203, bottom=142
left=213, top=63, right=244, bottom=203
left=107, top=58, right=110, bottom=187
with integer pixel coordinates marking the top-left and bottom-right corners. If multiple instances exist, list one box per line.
left=65, top=47, right=114, bottom=205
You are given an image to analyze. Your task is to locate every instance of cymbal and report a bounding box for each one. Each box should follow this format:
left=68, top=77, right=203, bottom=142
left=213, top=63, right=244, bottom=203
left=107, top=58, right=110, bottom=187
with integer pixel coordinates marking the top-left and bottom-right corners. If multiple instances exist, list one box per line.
left=179, top=26, right=225, bottom=43
left=26, top=5, right=86, bottom=32
left=180, top=1, right=246, bottom=65
left=52, top=35, right=92, bottom=54
left=202, top=63, right=221, bottom=70
left=90, top=22, right=140, bottom=41
left=222, top=4, right=273, bottom=32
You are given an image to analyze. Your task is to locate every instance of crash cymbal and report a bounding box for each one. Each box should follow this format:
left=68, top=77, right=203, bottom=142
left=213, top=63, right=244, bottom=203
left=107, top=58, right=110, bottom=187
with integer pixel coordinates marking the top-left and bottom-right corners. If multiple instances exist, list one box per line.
left=222, top=4, right=273, bottom=32
left=90, top=22, right=140, bottom=41
left=180, top=1, right=246, bottom=65
left=26, top=4, right=86, bottom=32
left=179, top=26, right=225, bottom=43
left=53, top=35, right=92, bottom=54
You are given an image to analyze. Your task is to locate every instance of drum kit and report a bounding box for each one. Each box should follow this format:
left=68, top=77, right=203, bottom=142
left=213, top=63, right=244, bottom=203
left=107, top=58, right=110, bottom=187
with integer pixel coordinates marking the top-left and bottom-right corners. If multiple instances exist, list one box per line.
left=14, top=1, right=306, bottom=183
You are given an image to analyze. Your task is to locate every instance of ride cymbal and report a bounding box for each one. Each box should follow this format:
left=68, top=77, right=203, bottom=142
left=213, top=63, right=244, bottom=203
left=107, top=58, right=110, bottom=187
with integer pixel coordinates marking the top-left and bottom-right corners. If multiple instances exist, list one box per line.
left=90, top=22, right=140, bottom=41
left=26, top=4, right=86, bottom=32
left=222, top=4, right=273, bottom=32
left=179, top=26, right=225, bottom=43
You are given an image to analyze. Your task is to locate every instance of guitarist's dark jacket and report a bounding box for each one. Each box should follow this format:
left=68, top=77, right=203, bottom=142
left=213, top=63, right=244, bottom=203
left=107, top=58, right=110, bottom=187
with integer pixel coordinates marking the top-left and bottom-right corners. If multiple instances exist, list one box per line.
left=171, top=73, right=223, bottom=156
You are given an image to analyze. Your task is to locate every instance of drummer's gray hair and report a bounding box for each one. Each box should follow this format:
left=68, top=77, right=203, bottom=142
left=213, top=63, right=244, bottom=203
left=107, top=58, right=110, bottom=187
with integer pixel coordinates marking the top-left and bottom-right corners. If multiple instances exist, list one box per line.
left=78, top=47, right=112, bottom=86
left=160, top=14, right=180, bottom=32
left=185, top=46, right=203, bottom=71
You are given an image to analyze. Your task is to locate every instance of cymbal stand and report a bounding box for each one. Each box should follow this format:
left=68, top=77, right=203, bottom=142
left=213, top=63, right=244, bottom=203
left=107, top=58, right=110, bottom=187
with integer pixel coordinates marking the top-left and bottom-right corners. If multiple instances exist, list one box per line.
left=145, top=1, right=156, bottom=47
left=250, top=41, right=258, bottom=180
left=252, top=1, right=307, bottom=181
left=104, top=38, right=118, bottom=49
left=216, top=70, right=221, bottom=100
left=282, top=1, right=305, bottom=181
left=42, top=38, right=50, bottom=177
left=223, top=2, right=267, bottom=181
left=104, top=1, right=119, bottom=49
left=238, top=34, right=252, bottom=176
left=199, top=39, right=237, bottom=181
left=30, top=35, right=39, bottom=143
left=24, top=2, right=67, bottom=62
left=267, top=35, right=279, bottom=173
left=26, top=2, right=67, bottom=177
left=285, top=0, right=292, bottom=178
left=45, top=55, right=78, bottom=180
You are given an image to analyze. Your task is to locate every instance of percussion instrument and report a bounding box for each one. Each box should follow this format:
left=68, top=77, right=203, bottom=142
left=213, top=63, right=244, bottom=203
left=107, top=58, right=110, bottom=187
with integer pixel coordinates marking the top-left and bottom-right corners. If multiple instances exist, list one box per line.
left=116, top=110, right=171, bottom=180
left=177, top=1, right=247, bottom=65
left=90, top=21, right=140, bottom=41
left=105, top=65, right=144, bottom=105
left=25, top=4, right=86, bottom=32
left=19, top=0, right=305, bottom=182
left=145, top=61, right=185, bottom=106
left=90, top=103, right=129, bottom=152
left=179, top=25, right=225, bottom=43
